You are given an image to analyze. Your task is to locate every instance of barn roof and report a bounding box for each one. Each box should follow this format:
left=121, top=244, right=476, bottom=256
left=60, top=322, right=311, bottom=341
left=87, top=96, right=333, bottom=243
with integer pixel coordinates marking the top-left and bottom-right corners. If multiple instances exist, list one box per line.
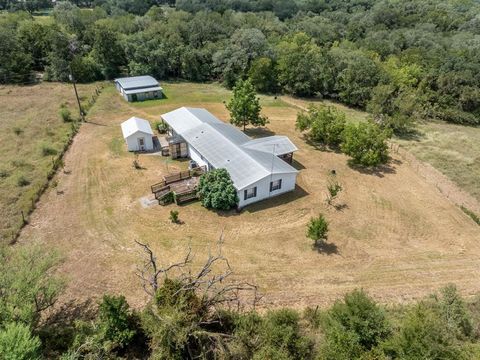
left=161, top=107, right=298, bottom=190
left=115, top=76, right=159, bottom=90
left=121, top=117, right=153, bottom=139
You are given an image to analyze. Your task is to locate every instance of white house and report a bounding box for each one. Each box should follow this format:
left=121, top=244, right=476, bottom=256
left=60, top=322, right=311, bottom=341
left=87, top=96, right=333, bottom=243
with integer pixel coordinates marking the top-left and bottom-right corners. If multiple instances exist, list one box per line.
left=121, top=117, right=154, bottom=152
left=114, top=76, right=163, bottom=102
left=161, top=107, right=299, bottom=208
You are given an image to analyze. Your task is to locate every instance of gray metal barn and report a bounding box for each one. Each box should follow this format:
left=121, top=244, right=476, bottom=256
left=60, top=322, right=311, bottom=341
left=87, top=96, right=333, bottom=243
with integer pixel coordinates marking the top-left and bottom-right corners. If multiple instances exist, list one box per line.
left=114, top=75, right=163, bottom=102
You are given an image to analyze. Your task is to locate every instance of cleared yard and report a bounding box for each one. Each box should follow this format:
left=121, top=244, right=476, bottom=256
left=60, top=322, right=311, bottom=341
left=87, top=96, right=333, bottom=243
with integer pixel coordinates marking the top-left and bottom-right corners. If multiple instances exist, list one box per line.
left=18, top=82, right=480, bottom=309
left=0, top=82, right=98, bottom=242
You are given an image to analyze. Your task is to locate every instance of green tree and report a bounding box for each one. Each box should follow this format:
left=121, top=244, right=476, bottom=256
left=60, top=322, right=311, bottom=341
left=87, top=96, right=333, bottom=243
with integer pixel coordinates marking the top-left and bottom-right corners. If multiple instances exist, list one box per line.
left=98, top=295, right=136, bottom=350
left=306, top=214, right=328, bottom=247
left=341, top=122, right=391, bottom=167
left=226, top=79, right=268, bottom=131
left=0, top=323, right=41, bottom=360
left=0, top=245, right=64, bottom=328
left=438, top=284, right=472, bottom=339
left=296, top=105, right=346, bottom=147
left=248, top=57, right=278, bottom=93
left=197, top=169, right=238, bottom=210
left=321, top=290, right=391, bottom=360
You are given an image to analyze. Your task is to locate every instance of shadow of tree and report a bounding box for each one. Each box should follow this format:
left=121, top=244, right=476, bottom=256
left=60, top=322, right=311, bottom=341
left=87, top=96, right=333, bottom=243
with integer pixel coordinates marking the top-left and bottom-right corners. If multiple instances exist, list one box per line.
left=347, top=158, right=401, bottom=178
left=312, top=241, right=339, bottom=255
left=244, top=127, right=276, bottom=138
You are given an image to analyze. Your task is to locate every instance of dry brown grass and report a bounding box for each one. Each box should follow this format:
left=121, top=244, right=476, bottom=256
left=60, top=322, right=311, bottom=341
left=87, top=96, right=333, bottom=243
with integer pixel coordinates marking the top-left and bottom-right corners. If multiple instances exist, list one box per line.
left=0, top=82, right=98, bottom=242
left=17, top=82, right=480, bottom=309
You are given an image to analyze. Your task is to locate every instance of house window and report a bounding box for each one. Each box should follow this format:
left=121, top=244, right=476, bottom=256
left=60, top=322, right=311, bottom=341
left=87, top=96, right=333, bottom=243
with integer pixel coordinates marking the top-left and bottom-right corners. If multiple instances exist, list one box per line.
left=244, top=186, right=257, bottom=200
left=270, top=179, right=282, bottom=192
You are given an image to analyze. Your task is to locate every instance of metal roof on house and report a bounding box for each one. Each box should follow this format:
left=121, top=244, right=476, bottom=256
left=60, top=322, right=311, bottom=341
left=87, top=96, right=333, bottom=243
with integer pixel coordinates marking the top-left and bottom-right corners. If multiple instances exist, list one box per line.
left=121, top=117, right=153, bottom=139
left=114, top=76, right=159, bottom=90
left=161, top=107, right=298, bottom=190
left=242, top=136, right=298, bottom=156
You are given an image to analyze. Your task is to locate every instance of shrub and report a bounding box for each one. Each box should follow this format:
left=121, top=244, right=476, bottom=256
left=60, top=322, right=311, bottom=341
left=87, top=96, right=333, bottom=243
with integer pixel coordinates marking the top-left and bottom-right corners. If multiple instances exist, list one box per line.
left=0, top=323, right=41, bottom=360
left=154, top=120, right=168, bottom=134
left=98, top=295, right=137, bottom=350
left=169, top=210, right=179, bottom=223
left=17, top=175, right=30, bottom=187
left=341, top=122, right=391, bottom=167
left=307, top=214, right=328, bottom=246
left=41, top=144, right=58, bottom=156
left=198, top=169, right=238, bottom=210
left=0, top=169, right=9, bottom=178
left=13, top=127, right=23, bottom=136
left=327, top=179, right=342, bottom=205
left=59, top=106, right=72, bottom=123
left=321, top=290, right=391, bottom=359
left=296, top=105, right=346, bottom=147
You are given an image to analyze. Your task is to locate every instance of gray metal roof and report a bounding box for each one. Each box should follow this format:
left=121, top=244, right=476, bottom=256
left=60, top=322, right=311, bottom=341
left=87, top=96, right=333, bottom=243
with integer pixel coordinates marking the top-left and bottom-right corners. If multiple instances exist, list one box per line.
left=121, top=117, right=153, bottom=138
left=161, top=107, right=298, bottom=190
left=242, top=136, right=298, bottom=155
left=115, top=75, right=159, bottom=90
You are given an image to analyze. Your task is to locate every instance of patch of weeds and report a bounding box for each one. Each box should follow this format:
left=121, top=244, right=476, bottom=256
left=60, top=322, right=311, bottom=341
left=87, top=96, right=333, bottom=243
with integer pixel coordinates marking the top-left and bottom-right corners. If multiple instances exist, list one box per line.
left=17, top=175, right=30, bottom=187
left=169, top=210, right=180, bottom=224
left=41, top=144, right=58, bottom=156
left=461, top=206, right=480, bottom=226
left=11, top=159, right=33, bottom=169
left=59, top=105, right=72, bottom=122
left=109, top=137, right=123, bottom=156
left=0, top=169, right=9, bottom=178
left=13, top=127, right=23, bottom=136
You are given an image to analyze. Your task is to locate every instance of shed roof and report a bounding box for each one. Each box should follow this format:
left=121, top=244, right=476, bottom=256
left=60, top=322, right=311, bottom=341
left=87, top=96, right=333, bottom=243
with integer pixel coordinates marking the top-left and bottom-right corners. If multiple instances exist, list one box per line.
left=161, top=107, right=298, bottom=190
left=121, top=117, right=153, bottom=139
left=115, top=76, right=159, bottom=90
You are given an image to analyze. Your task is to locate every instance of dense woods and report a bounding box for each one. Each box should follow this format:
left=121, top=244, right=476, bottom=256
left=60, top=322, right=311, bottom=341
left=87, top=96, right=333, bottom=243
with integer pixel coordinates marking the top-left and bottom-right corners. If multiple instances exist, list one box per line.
left=1, top=0, right=480, bottom=128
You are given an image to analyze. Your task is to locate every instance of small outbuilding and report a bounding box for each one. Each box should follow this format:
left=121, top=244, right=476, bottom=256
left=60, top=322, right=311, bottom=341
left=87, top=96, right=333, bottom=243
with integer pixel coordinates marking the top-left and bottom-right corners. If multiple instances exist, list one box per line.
left=121, top=117, right=154, bottom=152
left=114, top=75, right=163, bottom=102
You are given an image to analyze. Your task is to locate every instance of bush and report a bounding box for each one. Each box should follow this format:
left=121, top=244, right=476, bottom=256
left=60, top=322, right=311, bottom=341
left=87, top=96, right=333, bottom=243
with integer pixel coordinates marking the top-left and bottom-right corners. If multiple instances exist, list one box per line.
left=169, top=210, right=179, bottom=223
left=321, top=290, right=391, bottom=359
left=198, top=169, right=238, bottom=210
left=341, top=122, right=391, bottom=167
left=327, top=179, right=342, bottom=205
left=296, top=105, right=346, bottom=147
left=0, top=323, right=41, bottom=360
left=98, top=295, right=137, bottom=350
left=17, top=175, right=30, bottom=187
left=41, top=144, right=58, bottom=156
left=59, top=106, right=72, bottom=123
left=154, top=120, right=169, bottom=134
left=13, top=127, right=23, bottom=136
left=307, top=214, right=328, bottom=246
left=0, top=169, right=9, bottom=178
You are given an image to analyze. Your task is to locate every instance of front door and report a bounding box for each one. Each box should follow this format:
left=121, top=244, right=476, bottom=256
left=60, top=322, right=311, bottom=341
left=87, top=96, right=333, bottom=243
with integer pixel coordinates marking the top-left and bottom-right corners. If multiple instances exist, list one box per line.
left=138, top=137, right=145, bottom=151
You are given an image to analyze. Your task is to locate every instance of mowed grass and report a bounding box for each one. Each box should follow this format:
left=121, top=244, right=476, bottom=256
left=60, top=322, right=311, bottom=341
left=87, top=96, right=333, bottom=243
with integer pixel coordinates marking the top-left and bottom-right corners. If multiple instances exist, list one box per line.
left=397, top=121, right=480, bottom=202
left=18, top=82, right=480, bottom=309
left=0, top=82, right=97, bottom=242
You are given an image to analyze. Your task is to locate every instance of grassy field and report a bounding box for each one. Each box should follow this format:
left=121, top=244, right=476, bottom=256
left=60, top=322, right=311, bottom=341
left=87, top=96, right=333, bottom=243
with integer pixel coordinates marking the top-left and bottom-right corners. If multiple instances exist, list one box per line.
left=397, top=121, right=480, bottom=203
left=0, top=82, right=98, bottom=242
left=16, top=81, right=480, bottom=309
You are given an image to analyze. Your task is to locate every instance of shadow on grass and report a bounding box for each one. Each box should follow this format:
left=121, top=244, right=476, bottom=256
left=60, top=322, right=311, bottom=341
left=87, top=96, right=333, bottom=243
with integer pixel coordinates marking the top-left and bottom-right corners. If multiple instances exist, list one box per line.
left=291, top=159, right=306, bottom=170
left=394, top=128, right=424, bottom=142
left=313, top=241, right=339, bottom=255
left=241, top=184, right=310, bottom=214
left=304, top=137, right=342, bottom=154
left=347, top=158, right=401, bottom=178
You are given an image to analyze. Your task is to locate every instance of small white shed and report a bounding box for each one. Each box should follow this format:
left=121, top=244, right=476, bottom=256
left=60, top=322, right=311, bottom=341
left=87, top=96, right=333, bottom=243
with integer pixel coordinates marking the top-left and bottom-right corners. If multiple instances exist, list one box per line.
left=121, top=117, right=154, bottom=152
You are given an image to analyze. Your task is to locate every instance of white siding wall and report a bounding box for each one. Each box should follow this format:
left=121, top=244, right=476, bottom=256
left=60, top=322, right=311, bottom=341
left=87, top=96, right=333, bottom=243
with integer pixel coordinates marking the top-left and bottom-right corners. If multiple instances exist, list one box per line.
left=125, top=132, right=154, bottom=152
left=237, top=172, right=297, bottom=208
left=187, top=145, right=209, bottom=168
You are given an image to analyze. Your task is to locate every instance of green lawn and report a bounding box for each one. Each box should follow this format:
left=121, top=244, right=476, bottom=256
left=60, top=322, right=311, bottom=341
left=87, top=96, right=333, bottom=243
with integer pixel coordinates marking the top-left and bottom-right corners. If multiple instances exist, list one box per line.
left=397, top=121, right=480, bottom=202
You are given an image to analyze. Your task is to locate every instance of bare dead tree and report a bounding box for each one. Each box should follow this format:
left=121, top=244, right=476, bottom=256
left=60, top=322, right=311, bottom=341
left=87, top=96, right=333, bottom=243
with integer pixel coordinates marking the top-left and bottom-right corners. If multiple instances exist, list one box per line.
left=135, top=233, right=261, bottom=311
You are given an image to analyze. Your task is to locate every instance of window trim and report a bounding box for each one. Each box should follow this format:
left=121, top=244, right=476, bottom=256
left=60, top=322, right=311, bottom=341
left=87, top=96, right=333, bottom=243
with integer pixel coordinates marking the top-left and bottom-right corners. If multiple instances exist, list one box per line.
left=270, top=179, right=282, bottom=192
left=244, top=186, right=257, bottom=200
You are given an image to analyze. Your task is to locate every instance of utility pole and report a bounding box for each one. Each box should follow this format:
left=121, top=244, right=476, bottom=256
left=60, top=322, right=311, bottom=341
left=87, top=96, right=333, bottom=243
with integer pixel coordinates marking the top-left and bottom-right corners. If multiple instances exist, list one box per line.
left=69, top=72, right=85, bottom=122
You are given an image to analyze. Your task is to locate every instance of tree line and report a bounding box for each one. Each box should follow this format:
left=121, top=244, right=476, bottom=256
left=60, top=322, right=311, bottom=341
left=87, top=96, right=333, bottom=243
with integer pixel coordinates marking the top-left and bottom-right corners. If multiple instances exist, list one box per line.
left=2, top=241, right=480, bottom=359
left=1, top=0, right=480, bottom=128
